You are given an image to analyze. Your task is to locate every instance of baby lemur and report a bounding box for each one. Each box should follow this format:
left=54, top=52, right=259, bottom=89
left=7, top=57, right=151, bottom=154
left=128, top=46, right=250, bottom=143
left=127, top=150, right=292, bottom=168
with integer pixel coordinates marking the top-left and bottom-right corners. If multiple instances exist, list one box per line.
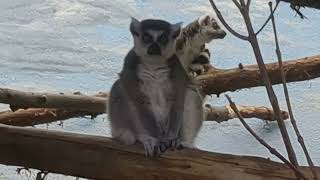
left=108, top=18, right=189, bottom=157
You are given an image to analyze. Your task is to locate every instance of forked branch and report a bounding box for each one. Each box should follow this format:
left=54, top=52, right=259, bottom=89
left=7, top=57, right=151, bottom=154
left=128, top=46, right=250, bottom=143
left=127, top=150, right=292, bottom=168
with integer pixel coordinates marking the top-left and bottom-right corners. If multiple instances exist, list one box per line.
left=209, top=0, right=301, bottom=178
left=225, top=95, right=309, bottom=180
left=269, top=2, right=319, bottom=179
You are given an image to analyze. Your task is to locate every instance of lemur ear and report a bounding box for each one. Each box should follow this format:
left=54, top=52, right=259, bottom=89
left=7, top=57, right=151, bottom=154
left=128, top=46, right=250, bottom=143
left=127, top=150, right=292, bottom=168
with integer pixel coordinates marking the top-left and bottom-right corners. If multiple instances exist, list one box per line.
left=130, top=17, right=140, bottom=37
left=171, top=22, right=183, bottom=39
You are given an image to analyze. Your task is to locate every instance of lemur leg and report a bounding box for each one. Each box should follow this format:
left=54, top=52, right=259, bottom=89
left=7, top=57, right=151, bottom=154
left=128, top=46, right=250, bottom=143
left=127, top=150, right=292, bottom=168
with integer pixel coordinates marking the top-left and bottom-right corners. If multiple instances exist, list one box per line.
left=180, top=86, right=205, bottom=149
left=109, top=80, right=162, bottom=157
left=161, top=56, right=189, bottom=150
left=108, top=80, right=137, bottom=145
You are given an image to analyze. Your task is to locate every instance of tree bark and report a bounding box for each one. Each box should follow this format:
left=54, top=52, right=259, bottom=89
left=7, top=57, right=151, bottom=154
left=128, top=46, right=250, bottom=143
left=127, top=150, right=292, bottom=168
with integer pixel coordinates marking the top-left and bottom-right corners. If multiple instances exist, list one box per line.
left=0, top=88, right=106, bottom=113
left=199, top=55, right=320, bottom=95
left=0, top=123, right=318, bottom=180
left=0, top=104, right=288, bottom=126
left=0, top=108, right=93, bottom=126
left=205, top=104, right=288, bottom=123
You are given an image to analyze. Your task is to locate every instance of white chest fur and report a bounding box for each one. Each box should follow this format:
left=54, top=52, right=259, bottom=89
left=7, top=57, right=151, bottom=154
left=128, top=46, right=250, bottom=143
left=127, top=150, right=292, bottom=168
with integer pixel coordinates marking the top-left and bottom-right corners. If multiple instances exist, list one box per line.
left=137, top=63, right=173, bottom=125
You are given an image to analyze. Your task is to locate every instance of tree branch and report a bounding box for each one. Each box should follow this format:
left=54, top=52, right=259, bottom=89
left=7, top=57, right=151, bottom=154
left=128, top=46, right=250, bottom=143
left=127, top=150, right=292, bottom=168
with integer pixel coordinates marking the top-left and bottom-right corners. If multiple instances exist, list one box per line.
left=255, top=0, right=280, bottom=36
left=0, top=103, right=289, bottom=127
left=225, top=95, right=309, bottom=180
left=240, top=2, right=300, bottom=176
left=280, top=0, right=320, bottom=10
left=0, top=123, right=319, bottom=180
left=209, top=1, right=301, bottom=178
left=208, top=0, right=249, bottom=41
left=269, top=2, right=319, bottom=179
left=0, top=88, right=106, bottom=113
left=199, top=55, right=320, bottom=95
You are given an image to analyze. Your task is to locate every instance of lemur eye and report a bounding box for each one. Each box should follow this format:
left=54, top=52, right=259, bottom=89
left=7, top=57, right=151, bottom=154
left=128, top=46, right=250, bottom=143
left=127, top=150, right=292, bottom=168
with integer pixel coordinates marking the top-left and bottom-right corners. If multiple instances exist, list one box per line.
left=157, top=33, right=168, bottom=45
left=212, top=22, right=219, bottom=29
left=142, top=33, right=153, bottom=44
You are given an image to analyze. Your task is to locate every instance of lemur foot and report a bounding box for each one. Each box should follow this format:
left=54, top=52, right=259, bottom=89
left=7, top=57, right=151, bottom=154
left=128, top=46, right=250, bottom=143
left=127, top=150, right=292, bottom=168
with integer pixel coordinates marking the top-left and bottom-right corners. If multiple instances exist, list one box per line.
left=177, top=141, right=197, bottom=150
left=138, top=135, right=162, bottom=157
left=160, top=137, right=183, bottom=151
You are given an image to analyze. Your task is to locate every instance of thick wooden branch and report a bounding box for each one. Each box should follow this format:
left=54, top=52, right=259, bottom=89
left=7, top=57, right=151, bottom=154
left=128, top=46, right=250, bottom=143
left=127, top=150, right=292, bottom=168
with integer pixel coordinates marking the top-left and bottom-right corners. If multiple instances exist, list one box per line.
left=0, top=123, right=319, bottom=180
left=0, top=103, right=288, bottom=126
left=0, top=108, right=93, bottom=126
left=0, top=88, right=106, bottom=113
left=198, top=55, right=320, bottom=95
left=205, top=104, right=288, bottom=123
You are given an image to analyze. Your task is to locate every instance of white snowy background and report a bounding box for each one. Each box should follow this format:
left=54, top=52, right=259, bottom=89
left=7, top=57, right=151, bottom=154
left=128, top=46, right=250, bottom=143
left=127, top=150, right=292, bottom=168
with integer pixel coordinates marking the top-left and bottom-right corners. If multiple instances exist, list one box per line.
left=0, top=0, right=320, bottom=179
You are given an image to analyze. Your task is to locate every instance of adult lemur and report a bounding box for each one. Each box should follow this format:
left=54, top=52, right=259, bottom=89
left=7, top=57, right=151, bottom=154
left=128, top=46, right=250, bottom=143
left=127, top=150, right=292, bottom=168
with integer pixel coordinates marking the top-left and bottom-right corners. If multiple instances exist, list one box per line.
left=108, top=15, right=226, bottom=157
left=108, top=18, right=189, bottom=157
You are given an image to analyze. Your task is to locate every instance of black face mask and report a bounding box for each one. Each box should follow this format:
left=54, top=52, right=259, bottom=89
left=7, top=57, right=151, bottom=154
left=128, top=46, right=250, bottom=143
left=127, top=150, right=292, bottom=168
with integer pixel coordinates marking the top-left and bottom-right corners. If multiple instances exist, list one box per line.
left=147, top=43, right=161, bottom=55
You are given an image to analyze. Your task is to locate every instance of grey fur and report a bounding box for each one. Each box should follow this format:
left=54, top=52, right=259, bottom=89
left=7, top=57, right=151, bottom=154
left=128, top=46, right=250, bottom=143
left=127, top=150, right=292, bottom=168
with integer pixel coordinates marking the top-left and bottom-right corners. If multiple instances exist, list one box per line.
left=109, top=15, right=226, bottom=155
left=108, top=18, right=189, bottom=156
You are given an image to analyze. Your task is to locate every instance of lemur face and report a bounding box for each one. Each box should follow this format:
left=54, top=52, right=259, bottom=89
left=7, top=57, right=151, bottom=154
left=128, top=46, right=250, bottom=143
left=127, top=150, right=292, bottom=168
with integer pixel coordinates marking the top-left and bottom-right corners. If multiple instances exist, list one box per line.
left=130, top=18, right=182, bottom=62
left=198, top=15, right=226, bottom=41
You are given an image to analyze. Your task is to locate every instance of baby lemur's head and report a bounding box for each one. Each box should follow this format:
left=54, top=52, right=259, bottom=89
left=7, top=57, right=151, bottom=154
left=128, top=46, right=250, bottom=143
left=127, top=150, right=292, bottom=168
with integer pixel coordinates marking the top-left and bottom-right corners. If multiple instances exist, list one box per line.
left=130, top=17, right=182, bottom=63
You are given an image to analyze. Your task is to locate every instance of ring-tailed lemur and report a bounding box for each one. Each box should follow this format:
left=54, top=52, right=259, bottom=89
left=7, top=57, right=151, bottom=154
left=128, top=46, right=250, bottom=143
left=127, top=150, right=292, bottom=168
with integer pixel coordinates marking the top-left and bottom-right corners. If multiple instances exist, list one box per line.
left=108, top=15, right=226, bottom=155
left=108, top=18, right=190, bottom=157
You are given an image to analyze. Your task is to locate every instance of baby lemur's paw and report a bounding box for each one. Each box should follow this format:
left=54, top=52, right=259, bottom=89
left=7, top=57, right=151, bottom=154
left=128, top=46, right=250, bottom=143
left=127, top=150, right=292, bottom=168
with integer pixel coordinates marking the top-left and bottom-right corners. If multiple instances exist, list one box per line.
left=138, top=135, right=162, bottom=157
left=189, top=47, right=210, bottom=76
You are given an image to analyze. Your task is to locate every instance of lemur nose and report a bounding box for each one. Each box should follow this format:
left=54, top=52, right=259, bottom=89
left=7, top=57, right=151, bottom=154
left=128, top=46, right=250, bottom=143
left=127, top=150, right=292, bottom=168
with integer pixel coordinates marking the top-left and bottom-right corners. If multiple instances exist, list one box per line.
left=217, top=30, right=227, bottom=38
left=147, top=43, right=161, bottom=55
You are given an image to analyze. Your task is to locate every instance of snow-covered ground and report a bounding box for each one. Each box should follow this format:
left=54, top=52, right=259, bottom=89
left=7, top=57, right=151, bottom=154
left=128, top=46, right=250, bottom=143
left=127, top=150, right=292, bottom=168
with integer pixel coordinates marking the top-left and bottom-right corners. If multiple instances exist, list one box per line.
left=0, top=0, right=320, bottom=179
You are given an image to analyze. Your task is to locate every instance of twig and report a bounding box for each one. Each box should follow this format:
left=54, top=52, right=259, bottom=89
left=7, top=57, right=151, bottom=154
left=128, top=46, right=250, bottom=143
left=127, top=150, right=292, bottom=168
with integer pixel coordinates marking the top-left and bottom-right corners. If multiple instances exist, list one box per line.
left=269, top=2, right=319, bottom=179
left=232, top=0, right=242, bottom=10
left=239, top=0, right=246, bottom=7
left=246, top=0, right=251, bottom=9
left=290, top=3, right=307, bottom=19
left=225, top=94, right=310, bottom=180
left=208, top=0, right=249, bottom=41
left=256, top=0, right=280, bottom=36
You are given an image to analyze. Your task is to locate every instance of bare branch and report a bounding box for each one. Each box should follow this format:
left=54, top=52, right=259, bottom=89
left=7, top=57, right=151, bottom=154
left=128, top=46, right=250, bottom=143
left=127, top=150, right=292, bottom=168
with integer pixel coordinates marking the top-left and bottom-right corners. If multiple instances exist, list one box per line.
left=225, top=95, right=310, bottom=180
left=214, top=1, right=301, bottom=178
left=280, top=0, right=320, bottom=10
left=209, top=0, right=249, bottom=41
left=256, top=0, right=280, bottom=36
left=232, top=0, right=242, bottom=10
left=269, top=2, right=319, bottom=179
left=239, top=0, right=246, bottom=7
left=246, top=0, right=251, bottom=9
